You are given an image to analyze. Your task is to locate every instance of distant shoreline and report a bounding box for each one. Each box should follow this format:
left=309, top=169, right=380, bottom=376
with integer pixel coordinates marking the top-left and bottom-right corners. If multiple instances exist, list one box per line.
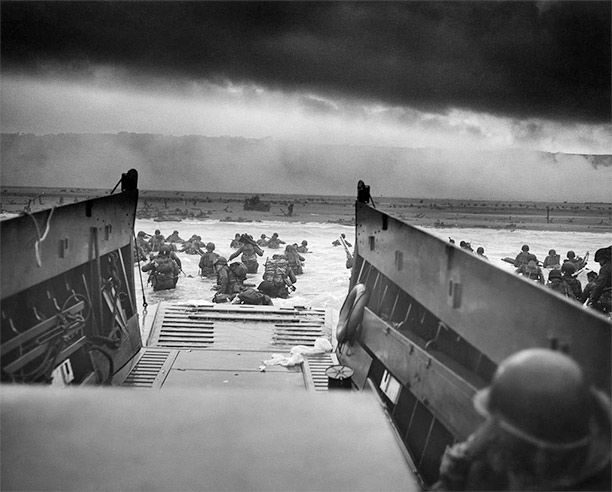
left=2, top=187, right=611, bottom=233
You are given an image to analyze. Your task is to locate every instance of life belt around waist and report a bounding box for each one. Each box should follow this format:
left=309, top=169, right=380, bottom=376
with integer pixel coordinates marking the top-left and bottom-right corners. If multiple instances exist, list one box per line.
left=336, top=283, right=369, bottom=344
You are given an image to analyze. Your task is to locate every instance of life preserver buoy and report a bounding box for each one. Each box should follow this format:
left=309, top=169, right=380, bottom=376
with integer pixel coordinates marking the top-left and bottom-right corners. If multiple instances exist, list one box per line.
left=336, top=283, right=369, bottom=344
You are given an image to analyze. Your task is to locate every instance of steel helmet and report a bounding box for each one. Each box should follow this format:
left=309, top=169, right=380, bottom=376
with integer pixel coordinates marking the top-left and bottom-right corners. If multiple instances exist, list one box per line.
left=548, top=249, right=556, bottom=255
left=548, top=269, right=562, bottom=280
left=594, top=246, right=611, bottom=263
left=473, top=349, right=592, bottom=449
left=521, top=244, right=530, bottom=252
left=159, top=244, right=172, bottom=255
left=206, top=242, right=215, bottom=251
left=567, top=250, right=576, bottom=259
left=214, top=256, right=227, bottom=265
left=561, top=262, right=576, bottom=275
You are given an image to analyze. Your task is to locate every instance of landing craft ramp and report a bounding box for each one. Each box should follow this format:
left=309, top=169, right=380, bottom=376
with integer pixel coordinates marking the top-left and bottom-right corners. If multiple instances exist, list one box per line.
left=116, top=302, right=340, bottom=391
left=3, top=301, right=422, bottom=491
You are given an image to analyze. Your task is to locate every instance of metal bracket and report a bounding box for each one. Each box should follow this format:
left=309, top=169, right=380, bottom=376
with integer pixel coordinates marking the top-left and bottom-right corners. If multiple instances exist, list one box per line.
left=448, top=279, right=462, bottom=308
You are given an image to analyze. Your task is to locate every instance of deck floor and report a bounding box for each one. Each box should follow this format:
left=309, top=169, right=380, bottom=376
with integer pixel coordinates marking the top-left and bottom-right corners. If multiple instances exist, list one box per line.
left=120, top=302, right=337, bottom=391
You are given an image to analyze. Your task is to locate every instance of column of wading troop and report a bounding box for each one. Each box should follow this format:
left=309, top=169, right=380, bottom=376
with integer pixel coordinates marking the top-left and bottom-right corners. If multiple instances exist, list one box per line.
left=136, top=228, right=318, bottom=305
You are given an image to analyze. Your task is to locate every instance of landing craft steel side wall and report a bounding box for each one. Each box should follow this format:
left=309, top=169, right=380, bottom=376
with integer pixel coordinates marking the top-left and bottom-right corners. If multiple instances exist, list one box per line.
left=1, top=191, right=139, bottom=299
left=353, top=201, right=610, bottom=393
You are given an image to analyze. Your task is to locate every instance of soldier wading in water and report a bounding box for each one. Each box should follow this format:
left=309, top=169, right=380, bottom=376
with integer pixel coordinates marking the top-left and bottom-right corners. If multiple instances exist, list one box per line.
left=141, top=244, right=180, bottom=291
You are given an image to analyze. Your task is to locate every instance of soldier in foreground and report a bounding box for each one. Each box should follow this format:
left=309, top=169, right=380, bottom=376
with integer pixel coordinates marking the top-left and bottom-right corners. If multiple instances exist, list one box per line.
left=432, top=348, right=610, bottom=491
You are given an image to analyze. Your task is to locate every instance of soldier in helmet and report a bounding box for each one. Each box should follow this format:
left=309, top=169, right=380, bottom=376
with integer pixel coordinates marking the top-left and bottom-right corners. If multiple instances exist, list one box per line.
left=198, top=242, right=219, bottom=277
left=564, top=250, right=586, bottom=271
left=561, top=262, right=582, bottom=300
left=516, top=259, right=545, bottom=284
left=284, top=244, right=305, bottom=275
left=476, top=246, right=488, bottom=260
left=297, top=240, right=309, bottom=253
left=230, top=233, right=242, bottom=249
left=432, top=348, right=611, bottom=491
left=589, top=246, right=611, bottom=313
left=256, top=234, right=269, bottom=247
left=267, top=232, right=286, bottom=249
left=135, top=231, right=151, bottom=262
left=542, top=249, right=561, bottom=269
left=212, top=257, right=233, bottom=302
left=332, top=233, right=352, bottom=248
left=141, top=244, right=180, bottom=291
left=546, top=269, right=572, bottom=297
left=580, top=271, right=599, bottom=305
left=148, top=229, right=165, bottom=252
left=180, top=235, right=205, bottom=255
left=513, top=244, right=538, bottom=268
left=166, top=230, right=185, bottom=244
left=258, top=255, right=296, bottom=298
left=228, top=234, right=264, bottom=274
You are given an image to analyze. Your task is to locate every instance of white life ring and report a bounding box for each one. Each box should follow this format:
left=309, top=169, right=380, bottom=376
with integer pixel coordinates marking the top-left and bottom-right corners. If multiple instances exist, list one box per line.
left=336, top=283, right=369, bottom=344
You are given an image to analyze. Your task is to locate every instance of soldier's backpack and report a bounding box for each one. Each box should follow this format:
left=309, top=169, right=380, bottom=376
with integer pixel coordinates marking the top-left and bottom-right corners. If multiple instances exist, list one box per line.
left=238, top=288, right=272, bottom=305
left=229, top=262, right=248, bottom=280
left=155, top=257, right=176, bottom=276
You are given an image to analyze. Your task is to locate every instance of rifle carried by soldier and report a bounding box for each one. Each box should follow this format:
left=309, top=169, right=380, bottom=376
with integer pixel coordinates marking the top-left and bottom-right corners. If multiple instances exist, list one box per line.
left=339, top=235, right=354, bottom=269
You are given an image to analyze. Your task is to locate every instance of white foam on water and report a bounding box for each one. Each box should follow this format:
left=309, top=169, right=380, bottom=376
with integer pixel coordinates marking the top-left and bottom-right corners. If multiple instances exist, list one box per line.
left=134, top=218, right=611, bottom=339
left=134, top=219, right=355, bottom=338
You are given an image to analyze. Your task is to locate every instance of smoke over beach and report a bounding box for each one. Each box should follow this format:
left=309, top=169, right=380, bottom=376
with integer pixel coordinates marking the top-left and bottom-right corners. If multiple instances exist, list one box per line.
left=2, top=133, right=611, bottom=202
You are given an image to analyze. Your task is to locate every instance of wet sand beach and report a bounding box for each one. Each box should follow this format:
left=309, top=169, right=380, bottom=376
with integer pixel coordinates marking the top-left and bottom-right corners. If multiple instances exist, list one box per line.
left=3, top=186, right=611, bottom=233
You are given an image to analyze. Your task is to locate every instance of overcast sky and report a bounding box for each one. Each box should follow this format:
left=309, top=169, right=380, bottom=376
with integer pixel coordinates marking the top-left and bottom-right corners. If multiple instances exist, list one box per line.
left=1, top=1, right=611, bottom=198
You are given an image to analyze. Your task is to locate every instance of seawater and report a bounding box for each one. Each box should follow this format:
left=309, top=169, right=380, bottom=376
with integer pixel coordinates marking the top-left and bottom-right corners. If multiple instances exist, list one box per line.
left=134, top=218, right=611, bottom=339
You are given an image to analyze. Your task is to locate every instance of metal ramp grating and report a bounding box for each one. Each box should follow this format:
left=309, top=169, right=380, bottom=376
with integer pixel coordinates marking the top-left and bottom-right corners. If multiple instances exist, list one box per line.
left=121, top=348, right=174, bottom=388
left=272, top=321, right=324, bottom=347
left=149, top=303, right=328, bottom=351
left=303, top=353, right=339, bottom=391
left=155, top=307, right=215, bottom=348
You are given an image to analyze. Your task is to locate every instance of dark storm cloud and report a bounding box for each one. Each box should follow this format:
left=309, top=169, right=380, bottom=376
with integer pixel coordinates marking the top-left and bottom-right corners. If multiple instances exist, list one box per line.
left=1, top=1, right=610, bottom=123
